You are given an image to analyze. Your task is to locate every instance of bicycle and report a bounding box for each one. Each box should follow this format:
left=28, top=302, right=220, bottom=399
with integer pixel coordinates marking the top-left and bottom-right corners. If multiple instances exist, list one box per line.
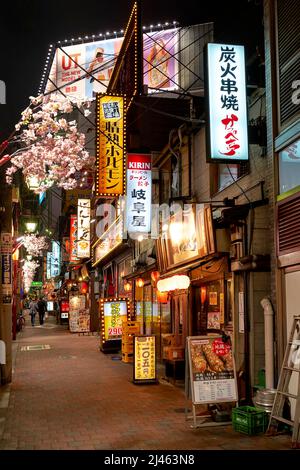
left=16, top=312, right=26, bottom=332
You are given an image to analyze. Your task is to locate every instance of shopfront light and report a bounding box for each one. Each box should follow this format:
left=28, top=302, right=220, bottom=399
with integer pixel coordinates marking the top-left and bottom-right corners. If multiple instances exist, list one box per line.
left=136, top=278, right=144, bottom=288
left=25, top=221, right=38, bottom=233
left=157, top=275, right=190, bottom=292
left=124, top=281, right=132, bottom=292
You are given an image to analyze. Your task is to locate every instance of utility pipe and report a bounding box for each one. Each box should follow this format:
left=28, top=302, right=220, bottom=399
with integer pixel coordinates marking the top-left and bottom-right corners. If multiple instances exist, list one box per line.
left=260, top=297, right=274, bottom=389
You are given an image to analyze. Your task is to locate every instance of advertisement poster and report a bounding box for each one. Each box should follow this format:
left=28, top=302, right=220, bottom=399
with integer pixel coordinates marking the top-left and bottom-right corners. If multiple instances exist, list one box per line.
left=45, top=29, right=178, bottom=100
left=103, top=300, right=128, bottom=341
left=78, top=309, right=90, bottom=332
left=187, top=335, right=237, bottom=404
left=133, top=335, right=156, bottom=384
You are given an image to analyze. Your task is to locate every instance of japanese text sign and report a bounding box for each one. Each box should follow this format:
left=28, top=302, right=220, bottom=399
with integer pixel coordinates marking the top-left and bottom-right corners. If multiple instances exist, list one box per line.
left=126, top=154, right=152, bottom=234
left=133, top=335, right=156, bottom=384
left=77, top=199, right=90, bottom=258
left=96, top=95, right=125, bottom=197
left=50, top=241, right=60, bottom=277
left=70, top=215, right=80, bottom=263
left=206, top=43, right=248, bottom=162
left=103, top=300, right=128, bottom=341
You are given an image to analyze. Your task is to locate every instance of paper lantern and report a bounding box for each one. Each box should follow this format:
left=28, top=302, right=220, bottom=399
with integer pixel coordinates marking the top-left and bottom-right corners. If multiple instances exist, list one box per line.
left=157, top=290, right=168, bottom=303
left=157, top=275, right=190, bottom=292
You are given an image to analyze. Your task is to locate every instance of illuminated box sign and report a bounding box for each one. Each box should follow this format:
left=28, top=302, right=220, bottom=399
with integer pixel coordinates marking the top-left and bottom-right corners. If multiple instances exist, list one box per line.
left=92, top=216, right=123, bottom=267
left=46, top=252, right=51, bottom=280
left=96, top=95, right=126, bottom=197
left=77, top=199, right=90, bottom=258
left=50, top=241, right=60, bottom=277
left=70, top=215, right=80, bottom=263
left=205, top=43, right=249, bottom=162
left=133, top=335, right=157, bottom=384
left=126, top=154, right=152, bottom=234
left=102, top=300, right=128, bottom=341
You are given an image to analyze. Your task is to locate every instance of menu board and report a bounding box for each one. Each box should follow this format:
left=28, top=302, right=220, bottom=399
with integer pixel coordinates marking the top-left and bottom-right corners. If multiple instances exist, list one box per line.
left=133, top=335, right=156, bottom=384
left=187, top=335, right=238, bottom=404
left=69, top=294, right=88, bottom=332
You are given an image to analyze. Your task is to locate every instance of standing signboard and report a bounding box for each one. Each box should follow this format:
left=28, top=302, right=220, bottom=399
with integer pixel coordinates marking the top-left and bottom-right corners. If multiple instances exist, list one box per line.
left=99, top=298, right=130, bottom=352
left=133, top=335, right=157, bottom=384
left=186, top=335, right=238, bottom=426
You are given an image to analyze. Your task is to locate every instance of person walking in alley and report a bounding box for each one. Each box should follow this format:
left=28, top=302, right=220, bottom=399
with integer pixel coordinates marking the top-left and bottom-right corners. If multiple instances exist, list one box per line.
left=29, top=298, right=38, bottom=326
left=37, top=297, right=47, bottom=325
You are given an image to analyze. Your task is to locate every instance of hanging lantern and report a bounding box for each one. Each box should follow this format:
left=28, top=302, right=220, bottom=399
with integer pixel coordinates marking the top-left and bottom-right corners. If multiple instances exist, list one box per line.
left=157, top=290, right=168, bottom=303
left=151, top=271, right=160, bottom=284
left=124, top=281, right=132, bottom=292
left=157, top=275, right=190, bottom=292
left=136, top=278, right=144, bottom=288
left=80, top=281, right=88, bottom=294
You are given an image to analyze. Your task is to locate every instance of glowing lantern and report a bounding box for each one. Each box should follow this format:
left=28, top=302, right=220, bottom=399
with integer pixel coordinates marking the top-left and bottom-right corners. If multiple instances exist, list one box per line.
left=80, top=281, right=88, bottom=294
left=151, top=271, right=160, bottom=284
left=157, top=275, right=190, bottom=292
left=124, top=281, right=132, bottom=292
left=157, top=290, right=168, bottom=303
left=136, top=278, right=144, bottom=288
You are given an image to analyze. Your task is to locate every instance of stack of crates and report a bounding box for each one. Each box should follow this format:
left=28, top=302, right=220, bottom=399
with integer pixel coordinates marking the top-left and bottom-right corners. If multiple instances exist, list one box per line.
left=121, top=321, right=140, bottom=363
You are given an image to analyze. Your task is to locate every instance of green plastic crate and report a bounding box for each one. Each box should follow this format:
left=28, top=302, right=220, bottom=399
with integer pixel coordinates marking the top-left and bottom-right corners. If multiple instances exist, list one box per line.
left=232, top=406, right=268, bottom=435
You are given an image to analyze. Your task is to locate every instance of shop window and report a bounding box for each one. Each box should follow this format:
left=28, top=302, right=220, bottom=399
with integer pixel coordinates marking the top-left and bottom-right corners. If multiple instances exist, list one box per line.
left=211, top=162, right=249, bottom=195
left=278, top=138, right=300, bottom=195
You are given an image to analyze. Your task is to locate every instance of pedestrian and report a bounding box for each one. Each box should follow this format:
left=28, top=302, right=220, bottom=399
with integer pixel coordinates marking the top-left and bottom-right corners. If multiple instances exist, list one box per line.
left=29, top=298, right=38, bottom=326
left=37, top=296, right=47, bottom=325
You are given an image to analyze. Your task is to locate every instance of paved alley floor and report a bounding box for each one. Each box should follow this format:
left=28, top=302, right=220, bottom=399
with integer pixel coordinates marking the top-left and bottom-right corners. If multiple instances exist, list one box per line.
left=0, top=314, right=293, bottom=451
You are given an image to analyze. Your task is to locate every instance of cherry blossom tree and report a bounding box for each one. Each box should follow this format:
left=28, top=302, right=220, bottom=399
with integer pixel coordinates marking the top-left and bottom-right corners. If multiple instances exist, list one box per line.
left=22, top=234, right=49, bottom=257
left=6, top=95, right=94, bottom=193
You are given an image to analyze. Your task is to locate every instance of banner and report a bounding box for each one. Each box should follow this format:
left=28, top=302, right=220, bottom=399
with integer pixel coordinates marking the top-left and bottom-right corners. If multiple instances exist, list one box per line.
left=205, top=43, right=248, bottom=162
left=77, top=199, right=91, bottom=258
left=126, top=154, right=152, bottom=233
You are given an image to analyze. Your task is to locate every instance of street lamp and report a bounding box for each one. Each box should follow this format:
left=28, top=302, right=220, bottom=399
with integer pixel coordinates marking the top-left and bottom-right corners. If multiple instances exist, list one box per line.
left=25, top=221, right=38, bottom=233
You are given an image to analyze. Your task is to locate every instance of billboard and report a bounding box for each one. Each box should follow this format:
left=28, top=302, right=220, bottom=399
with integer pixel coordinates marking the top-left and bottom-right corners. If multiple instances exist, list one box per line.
left=126, top=154, right=152, bottom=234
left=205, top=43, right=249, bottom=162
left=45, top=29, right=179, bottom=99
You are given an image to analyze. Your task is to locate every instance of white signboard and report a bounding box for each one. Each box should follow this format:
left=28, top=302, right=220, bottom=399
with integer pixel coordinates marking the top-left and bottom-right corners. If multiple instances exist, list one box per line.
left=77, top=199, right=90, bottom=258
left=187, top=335, right=238, bottom=404
left=50, top=241, right=60, bottom=277
left=126, top=154, right=152, bottom=234
left=206, top=43, right=248, bottom=162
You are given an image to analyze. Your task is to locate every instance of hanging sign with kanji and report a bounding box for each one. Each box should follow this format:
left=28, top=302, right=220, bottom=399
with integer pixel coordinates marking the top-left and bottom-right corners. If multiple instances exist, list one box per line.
left=96, top=95, right=126, bottom=197
left=205, top=43, right=249, bottom=162
left=126, top=154, right=152, bottom=234
left=77, top=199, right=90, bottom=258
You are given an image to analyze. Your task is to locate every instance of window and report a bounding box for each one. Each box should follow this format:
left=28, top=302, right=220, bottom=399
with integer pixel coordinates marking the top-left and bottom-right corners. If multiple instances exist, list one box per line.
left=279, top=138, right=300, bottom=195
left=211, top=162, right=249, bottom=194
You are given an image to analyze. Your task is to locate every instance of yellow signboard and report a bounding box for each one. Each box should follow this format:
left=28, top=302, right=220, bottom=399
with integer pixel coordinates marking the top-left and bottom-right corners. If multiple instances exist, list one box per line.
left=133, top=335, right=157, bottom=384
left=96, top=94, right=126, bottom=197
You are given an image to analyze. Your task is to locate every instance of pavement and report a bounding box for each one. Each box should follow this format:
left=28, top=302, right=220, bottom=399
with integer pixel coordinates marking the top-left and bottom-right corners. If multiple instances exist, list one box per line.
left=0, top=313, right=293, bottom=451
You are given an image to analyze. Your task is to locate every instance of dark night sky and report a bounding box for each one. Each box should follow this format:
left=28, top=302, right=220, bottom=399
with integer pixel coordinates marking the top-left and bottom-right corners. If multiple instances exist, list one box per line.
left=0, top=0, right=264, bottom=140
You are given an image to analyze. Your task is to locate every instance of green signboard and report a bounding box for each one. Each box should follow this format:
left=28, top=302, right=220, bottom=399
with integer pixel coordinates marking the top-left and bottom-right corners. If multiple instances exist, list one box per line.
left=31, top=281, right=43, bottom=287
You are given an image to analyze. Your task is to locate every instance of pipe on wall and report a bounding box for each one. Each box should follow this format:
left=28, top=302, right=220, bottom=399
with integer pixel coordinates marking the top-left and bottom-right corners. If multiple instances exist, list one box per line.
left=260, top=297, right=275, bottom=389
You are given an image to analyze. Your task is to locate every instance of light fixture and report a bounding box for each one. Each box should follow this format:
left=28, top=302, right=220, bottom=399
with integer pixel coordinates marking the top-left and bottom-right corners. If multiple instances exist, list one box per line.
left=137, top=235, right=143, bottom=242
left=151, top=271, right=160, bottom=284
left=157, top=275, right=190, bottom=292
left=25, top=221, right=38, bottom=233
left=136, top=278, right=144, bottom=288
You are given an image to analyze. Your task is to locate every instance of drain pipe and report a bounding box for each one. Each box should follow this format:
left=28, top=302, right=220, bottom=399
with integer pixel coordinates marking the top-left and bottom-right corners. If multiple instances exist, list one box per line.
left=260, top=298, right=274, bottom=389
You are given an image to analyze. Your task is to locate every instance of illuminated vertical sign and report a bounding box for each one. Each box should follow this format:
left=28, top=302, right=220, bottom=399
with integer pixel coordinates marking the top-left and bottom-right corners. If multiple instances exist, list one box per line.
left=133, top=335, right=157, bottom=384
left=46, top=252, right=51, bottom=279
left=77, top=199, right=90, bottom=258
left=96, top=95, right=126, bottom=197
left=102, top=300, right=128, bottom=341
left=205, top=43, right=248, bottom=162
left=70, top=215, right=80, bottom=263
left=126, top=154, right=152, bottom=233
left=50, top=241, right=60, bottom=277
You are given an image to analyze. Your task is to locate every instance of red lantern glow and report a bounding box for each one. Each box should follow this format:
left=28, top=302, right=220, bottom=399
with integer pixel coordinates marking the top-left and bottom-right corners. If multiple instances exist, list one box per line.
left=157, top=290, right=168, bottom=303
left=136, top=278, right=144, bottom=288
left=151, top=271, right=160, bottom=284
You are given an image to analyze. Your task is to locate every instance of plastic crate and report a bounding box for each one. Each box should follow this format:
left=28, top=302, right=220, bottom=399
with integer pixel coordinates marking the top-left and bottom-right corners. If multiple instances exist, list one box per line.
left=232, top=406, right=268, bottom=435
